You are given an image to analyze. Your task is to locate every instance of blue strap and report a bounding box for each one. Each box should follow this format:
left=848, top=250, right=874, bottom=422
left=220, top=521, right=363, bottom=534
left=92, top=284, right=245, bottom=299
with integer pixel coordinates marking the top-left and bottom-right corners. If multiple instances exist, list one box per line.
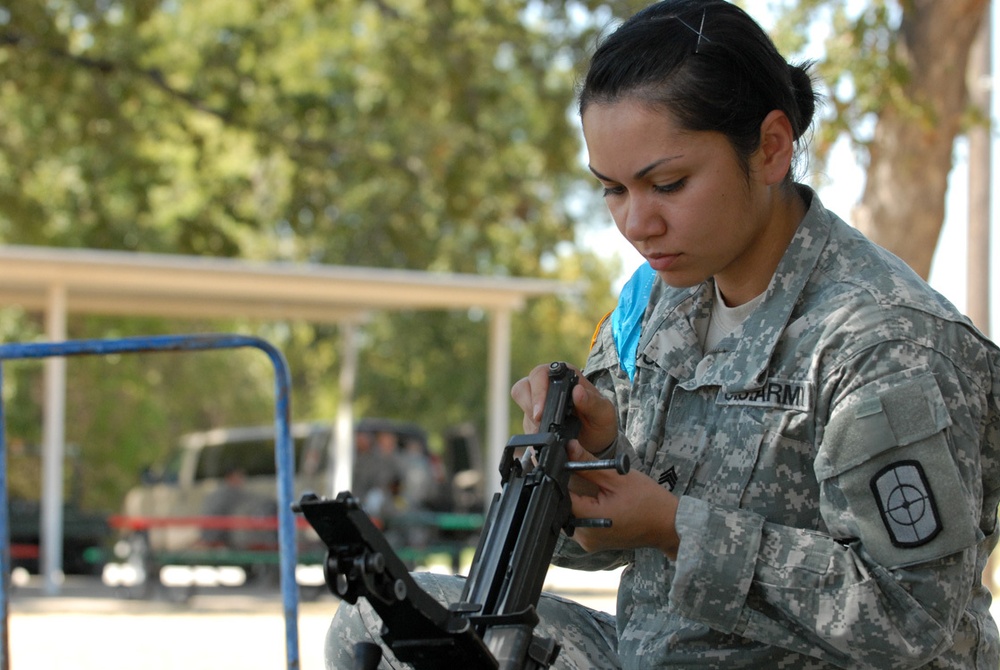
left=611, top=263, right=655, bottom=381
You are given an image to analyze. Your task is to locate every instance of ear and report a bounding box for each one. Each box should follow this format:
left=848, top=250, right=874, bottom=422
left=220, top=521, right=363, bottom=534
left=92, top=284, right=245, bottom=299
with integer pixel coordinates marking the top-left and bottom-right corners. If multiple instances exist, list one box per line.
left=757, top=110, right=796, bottom=186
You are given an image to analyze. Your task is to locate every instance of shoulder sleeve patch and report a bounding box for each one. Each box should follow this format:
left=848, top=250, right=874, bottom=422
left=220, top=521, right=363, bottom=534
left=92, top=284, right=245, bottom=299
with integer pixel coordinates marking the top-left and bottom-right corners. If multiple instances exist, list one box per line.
left=870, top=460, right=942, bottom=548
left=817, top=372, right=976, bottom=568
left=591, top=310, right=612, bottom=351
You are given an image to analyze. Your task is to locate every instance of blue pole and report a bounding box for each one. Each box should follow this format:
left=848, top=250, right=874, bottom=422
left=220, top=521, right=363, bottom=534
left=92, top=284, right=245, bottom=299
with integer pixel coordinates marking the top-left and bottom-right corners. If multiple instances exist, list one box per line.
left=0, top=362, right=8, bottom=670
left=0, top=334, right=300, bottom=670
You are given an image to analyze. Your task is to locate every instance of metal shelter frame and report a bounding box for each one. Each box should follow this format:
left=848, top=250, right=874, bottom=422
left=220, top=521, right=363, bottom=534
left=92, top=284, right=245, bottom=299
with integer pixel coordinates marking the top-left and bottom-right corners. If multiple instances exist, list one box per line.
left=0, top=244, right=564, bottom=596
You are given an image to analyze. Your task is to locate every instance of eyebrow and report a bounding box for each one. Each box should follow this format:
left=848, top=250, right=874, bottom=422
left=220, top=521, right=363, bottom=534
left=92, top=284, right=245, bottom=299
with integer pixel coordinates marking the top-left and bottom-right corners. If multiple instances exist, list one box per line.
left=588, top=155, right=684, bottom=182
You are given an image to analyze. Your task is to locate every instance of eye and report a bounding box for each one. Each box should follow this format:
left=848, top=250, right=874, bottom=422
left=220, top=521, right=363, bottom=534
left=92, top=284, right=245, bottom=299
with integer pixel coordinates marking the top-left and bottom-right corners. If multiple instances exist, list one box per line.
left=601, top=184, right=626, bottom=198
left=654, top=179, right=685, bottom=194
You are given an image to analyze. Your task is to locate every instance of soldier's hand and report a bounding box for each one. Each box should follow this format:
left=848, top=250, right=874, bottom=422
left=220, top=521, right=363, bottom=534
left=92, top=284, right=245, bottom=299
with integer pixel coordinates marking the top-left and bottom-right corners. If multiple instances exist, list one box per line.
left=511, top=363, right=618, bottom=455
left=564, top=441, right=680, bottom=559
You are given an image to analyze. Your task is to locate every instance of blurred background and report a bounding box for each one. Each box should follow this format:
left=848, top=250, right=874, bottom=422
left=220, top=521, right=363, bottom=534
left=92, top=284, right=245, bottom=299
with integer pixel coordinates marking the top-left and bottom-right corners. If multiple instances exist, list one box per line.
left=0, top=0, right=997, bottom=650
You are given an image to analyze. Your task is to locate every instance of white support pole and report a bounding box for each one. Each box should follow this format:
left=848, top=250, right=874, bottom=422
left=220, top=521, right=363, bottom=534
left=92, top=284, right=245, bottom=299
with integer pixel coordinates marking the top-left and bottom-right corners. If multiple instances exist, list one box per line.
left=40, top=283, right=67, bottom=595
left=332, top=320, right=360, bottom=497
left=485, top=308, right=512, bottom=505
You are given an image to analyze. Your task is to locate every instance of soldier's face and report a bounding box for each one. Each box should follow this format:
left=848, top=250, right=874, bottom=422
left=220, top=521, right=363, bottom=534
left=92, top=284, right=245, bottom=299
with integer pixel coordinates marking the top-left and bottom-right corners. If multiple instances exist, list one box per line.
left=583, top=98, right=779, bottom=304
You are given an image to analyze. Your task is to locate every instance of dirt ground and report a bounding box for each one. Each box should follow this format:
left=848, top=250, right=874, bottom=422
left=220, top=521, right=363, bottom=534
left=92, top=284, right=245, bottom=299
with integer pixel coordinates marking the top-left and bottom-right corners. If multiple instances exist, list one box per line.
left=9, top=583, right=336, bottom=670
left=8, top=569, right=618, bottom=670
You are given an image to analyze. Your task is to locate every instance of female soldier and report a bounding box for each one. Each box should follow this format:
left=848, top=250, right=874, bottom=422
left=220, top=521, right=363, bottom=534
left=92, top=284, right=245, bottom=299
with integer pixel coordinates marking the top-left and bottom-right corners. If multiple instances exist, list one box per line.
left=330, top=1, right=1000, bottom=667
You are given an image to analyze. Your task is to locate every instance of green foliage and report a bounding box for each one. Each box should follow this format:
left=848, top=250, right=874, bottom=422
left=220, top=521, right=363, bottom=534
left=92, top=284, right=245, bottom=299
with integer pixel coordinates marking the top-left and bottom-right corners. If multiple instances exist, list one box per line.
left=2, top=0, right=600, bottom=268
left=0, top=0, right=627, bottom=510
left=765, top=0, right=910, bottom=178
left=2, top=315, right=277, bottom=510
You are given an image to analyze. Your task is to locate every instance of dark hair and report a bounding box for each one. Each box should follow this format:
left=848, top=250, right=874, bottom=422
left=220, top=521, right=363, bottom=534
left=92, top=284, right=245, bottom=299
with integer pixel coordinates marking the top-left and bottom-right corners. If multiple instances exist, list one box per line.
left=579, top=0, right=818, bottom=179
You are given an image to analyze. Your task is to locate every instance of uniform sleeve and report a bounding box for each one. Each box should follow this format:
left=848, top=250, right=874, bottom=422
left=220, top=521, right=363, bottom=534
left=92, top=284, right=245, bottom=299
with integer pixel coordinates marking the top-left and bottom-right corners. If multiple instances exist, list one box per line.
left=668, top=343, right=998, bottom=668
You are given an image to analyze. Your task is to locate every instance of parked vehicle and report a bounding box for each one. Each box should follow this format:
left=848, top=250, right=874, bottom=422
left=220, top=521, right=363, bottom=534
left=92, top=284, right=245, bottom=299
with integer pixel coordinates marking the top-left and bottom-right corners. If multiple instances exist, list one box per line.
left=106, top=419, right=485, bottom=597
left=8, top=443, right=112, bottom=576
left=9, top=498, right=111, bottom=575
left=119, top=421, right=333, bottom=554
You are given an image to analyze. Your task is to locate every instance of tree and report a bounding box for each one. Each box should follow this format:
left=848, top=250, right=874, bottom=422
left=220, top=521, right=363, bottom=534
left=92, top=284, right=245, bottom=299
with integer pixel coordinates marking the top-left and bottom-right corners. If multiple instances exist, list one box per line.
left=0, top=0, right=622, bottom=509
left=0, top=1, right=594, bottom=272
left=772, top=0, right=991, bottom=279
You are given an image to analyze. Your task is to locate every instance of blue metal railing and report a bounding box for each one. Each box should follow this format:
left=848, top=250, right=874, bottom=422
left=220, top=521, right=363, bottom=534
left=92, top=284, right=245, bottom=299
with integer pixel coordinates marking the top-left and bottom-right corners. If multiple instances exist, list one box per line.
left=0, top=334, right=300, bottom=670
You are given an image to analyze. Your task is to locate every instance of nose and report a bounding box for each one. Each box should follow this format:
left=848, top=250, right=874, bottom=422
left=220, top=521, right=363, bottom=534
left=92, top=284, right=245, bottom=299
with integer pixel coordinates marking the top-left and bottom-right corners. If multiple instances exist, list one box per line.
left=619, top=192, right=666, bottom=245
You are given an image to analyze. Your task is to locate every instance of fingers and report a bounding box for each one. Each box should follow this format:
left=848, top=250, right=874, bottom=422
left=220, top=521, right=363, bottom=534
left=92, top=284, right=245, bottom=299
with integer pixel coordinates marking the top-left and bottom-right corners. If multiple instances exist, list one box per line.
left=566, top=440, right=601, bottom=497
left=512, top=363, right=619, bottom=450
left=564, top=449, right=681, bottom=559
left=565, top=441, right=616, bottom=489
left=566, top=439, right=595, bottom=463
left=510, top=363, right=556, bottom=433
left=569, top=377, right=618, bottom=454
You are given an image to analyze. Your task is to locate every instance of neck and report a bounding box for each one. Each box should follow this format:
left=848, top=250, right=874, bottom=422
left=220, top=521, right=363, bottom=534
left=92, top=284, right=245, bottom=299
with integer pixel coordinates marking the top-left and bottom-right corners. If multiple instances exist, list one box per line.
left=716, top=185, right=806, bottom=306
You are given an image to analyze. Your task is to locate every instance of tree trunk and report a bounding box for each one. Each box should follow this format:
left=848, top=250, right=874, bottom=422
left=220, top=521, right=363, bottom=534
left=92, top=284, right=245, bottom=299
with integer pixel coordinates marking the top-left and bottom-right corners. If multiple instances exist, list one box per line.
left=852, top=0, right=989, bottom=279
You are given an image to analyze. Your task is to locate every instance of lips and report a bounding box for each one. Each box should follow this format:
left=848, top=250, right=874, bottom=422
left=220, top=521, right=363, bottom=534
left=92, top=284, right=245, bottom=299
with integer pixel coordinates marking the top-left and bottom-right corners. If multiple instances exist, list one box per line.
left=645, top=253, right=680, bottom=272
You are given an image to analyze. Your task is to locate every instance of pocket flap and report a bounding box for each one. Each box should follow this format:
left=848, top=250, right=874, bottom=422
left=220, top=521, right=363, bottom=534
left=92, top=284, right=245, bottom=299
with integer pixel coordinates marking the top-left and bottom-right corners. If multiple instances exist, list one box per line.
left=815, top=372, right=951, bottom=481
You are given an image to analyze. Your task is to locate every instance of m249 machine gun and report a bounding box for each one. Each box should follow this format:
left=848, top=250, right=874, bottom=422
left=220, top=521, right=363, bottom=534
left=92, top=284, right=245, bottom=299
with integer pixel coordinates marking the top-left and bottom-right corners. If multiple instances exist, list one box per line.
left=295, top=362, right=630, bottom=669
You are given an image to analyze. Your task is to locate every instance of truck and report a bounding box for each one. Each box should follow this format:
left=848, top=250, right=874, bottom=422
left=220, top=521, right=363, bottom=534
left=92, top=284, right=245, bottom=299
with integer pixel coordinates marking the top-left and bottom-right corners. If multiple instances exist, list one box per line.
left=106, top=418, right=485, bottom=597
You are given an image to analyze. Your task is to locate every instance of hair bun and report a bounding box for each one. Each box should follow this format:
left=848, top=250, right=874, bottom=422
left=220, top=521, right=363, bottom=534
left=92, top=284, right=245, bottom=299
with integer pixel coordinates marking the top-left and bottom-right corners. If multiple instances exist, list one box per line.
left=788, top=63, right=818, bottom=138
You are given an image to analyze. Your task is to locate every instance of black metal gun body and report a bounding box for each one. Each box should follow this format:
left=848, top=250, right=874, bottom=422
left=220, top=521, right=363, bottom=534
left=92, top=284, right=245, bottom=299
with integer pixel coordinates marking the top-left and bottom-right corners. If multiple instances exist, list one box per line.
left=296, top=492, right=496, bottom=667
left=296, top=362, right=629, bottom=670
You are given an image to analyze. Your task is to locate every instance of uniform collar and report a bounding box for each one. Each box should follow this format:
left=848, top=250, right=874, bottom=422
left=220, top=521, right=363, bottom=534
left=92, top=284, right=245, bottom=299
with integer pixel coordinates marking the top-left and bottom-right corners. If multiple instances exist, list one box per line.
left=637, top=186, right=834, bottom=392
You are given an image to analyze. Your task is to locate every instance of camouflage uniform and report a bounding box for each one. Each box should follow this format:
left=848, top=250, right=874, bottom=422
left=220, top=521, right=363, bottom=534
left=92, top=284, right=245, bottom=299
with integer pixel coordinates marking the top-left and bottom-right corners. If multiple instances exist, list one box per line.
left=555, top=186, right=1000, bottom=668
left=326, top=572, right=620, bottom=669
left=327, top=188, right=1000, bottom=668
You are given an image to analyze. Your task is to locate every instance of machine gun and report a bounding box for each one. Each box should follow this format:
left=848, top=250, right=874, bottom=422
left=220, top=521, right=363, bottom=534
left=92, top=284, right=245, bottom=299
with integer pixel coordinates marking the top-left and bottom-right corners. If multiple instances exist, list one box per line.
left=295, top=361, right=630, bottom=670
